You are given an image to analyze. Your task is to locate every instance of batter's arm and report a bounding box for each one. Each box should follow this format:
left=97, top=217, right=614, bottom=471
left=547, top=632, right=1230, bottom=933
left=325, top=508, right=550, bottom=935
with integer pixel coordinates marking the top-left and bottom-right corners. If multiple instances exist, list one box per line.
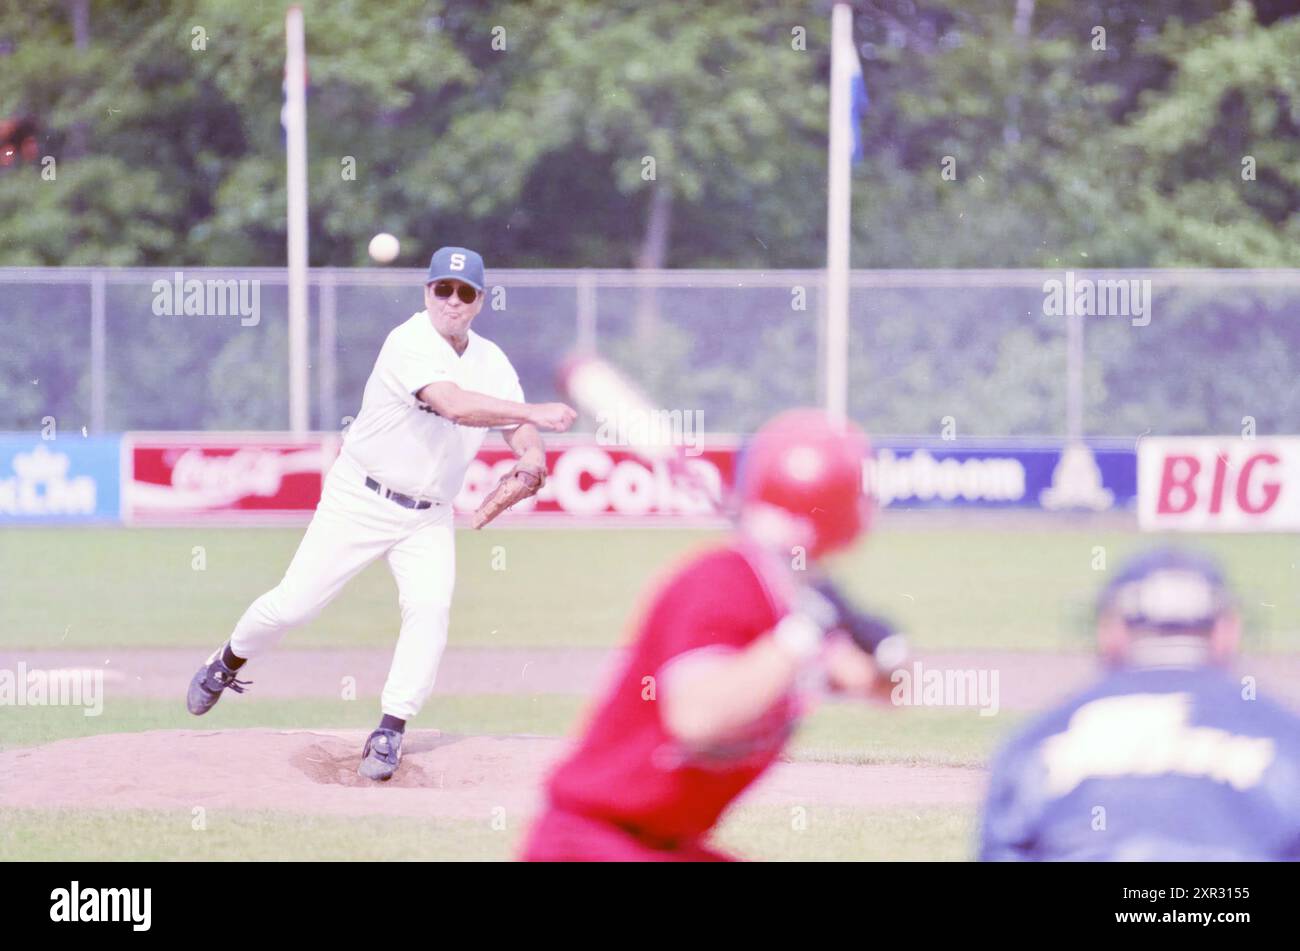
left=417, top=382, right=576, bottom=431
left=658, top=637, right=804, bottom=748
left=658, top=586, right=843, bottom=747
left=661, top=629, right=888, bottom=741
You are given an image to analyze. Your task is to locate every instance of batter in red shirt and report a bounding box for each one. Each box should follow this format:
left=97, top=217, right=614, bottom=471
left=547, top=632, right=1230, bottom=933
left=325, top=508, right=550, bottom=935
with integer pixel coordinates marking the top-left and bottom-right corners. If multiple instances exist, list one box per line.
left=522, top=409, right=906, bottom=861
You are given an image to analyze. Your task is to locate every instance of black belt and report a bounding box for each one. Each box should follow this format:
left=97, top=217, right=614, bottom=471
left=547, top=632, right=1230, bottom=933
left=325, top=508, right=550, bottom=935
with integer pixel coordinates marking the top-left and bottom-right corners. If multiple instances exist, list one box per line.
left=364, top=476, right=436, bottom=510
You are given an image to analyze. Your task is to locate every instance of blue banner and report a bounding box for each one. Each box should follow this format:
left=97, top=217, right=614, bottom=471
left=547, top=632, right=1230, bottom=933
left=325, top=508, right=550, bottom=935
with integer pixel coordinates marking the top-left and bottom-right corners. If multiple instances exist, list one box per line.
left=870, top=443, right=1136, bottom=511
left=0, top=435, right=122, bottom=523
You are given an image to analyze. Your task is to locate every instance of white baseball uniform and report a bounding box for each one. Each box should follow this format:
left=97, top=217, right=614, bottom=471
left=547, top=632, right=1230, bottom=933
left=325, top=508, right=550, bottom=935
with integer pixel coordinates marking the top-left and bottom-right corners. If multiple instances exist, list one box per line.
left=227, top=310, right=524, bottom=719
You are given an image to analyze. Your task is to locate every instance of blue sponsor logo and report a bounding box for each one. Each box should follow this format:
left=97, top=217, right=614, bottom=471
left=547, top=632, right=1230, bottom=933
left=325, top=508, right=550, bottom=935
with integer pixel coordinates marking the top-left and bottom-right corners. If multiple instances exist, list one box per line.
left=869, top=444, right=1136, bottom=510
left=0, top=436, right=122, bottom=522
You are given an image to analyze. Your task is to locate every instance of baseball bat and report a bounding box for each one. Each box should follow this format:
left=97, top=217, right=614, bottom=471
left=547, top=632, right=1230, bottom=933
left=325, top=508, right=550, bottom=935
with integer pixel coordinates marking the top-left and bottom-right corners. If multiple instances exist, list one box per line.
left=558, top=355, right=907, bottom=668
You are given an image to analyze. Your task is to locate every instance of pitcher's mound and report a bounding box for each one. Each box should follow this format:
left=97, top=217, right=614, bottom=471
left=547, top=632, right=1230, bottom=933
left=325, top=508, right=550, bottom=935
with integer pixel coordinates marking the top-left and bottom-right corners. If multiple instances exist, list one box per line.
left=0, top=729, right=984, bottom=820
left=0, top=729, right=562, bottom=819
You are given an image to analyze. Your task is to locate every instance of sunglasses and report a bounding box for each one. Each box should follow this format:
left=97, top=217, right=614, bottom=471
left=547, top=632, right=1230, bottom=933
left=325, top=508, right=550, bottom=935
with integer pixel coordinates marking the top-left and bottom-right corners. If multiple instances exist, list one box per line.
left=431, top=281, right=480, bottom=304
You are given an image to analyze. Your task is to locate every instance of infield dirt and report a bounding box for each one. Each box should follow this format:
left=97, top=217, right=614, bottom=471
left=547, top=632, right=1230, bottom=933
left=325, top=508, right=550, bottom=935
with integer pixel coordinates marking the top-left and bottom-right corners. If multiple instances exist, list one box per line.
left=0, top=729, right=985, bottom=820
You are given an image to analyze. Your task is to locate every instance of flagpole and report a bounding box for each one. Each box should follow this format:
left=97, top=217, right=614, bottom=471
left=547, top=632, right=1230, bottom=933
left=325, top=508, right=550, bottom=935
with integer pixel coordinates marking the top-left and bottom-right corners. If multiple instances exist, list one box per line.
left=824, top=2, right=853, bottom=423
left=285, top=5, right=310, bottom=434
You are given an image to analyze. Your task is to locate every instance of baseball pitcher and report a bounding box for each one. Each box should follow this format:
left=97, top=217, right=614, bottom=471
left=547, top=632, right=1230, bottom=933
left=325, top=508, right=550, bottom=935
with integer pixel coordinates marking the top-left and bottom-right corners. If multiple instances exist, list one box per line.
left=520, top=409, right=907, bottom=861
left=186, top=246, right=577, bottom=780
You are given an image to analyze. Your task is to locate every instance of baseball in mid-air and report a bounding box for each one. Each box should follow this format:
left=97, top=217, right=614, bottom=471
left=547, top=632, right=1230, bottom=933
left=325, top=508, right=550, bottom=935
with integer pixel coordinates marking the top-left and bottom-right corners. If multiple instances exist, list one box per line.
left=368, top=232, right=400, bottom=264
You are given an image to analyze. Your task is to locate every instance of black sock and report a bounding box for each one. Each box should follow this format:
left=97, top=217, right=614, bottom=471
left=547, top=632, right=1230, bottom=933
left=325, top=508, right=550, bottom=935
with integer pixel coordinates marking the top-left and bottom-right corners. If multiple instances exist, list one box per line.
left=379, top=714, right=406, bottom=734
left=221, top=643, right=247, bottom=670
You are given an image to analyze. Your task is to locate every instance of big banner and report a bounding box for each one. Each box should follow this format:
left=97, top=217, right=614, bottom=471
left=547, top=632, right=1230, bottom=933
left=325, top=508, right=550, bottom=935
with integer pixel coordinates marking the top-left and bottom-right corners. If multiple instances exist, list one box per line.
left=1138, top=437, right=1299, bottom=532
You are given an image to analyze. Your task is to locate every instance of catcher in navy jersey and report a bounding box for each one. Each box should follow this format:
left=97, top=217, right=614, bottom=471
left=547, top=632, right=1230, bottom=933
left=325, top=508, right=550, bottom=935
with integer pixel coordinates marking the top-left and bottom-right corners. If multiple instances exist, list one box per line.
left=980, top=548, right=1300, bottom=861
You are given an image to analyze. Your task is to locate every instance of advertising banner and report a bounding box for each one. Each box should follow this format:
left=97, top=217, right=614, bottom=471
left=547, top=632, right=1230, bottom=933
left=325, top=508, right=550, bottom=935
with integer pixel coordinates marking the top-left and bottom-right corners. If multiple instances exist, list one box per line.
left=6, top=432, right=1147, bottom=526
left=1138, top=437, right=1298, bottom=532
left=868, top=443, right=1136, bottom=511
left=0, top=435, right=122, bottom=523
left=464, top=440, right=1137, bottom=521
left=123, top=434, right=339, bottom=524
left=455, top=444, right=734, bottom=522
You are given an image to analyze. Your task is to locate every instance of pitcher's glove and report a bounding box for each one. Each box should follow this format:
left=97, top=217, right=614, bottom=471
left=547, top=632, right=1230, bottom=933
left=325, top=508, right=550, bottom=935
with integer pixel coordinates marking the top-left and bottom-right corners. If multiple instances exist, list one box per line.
left=471, top=460, right=546, bottom=529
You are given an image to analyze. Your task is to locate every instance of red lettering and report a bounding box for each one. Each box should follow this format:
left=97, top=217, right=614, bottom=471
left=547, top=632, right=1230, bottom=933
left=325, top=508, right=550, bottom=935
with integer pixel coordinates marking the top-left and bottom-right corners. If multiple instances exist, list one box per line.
left=1208, top=452, right=1229, bottom=514
left=1236, top=453, right=1281, bottom=514
left=1156, top=455, right=1200, bottom=514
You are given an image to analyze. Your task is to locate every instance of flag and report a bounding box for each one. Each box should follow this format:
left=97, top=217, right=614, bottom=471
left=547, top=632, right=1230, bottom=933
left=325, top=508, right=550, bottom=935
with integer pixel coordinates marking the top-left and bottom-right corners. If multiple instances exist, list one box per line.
left=280, top=63, right=309, bottom=144
left=843, top=32, right=869, bottom=163
left=825, top=2, right=863, bottom=422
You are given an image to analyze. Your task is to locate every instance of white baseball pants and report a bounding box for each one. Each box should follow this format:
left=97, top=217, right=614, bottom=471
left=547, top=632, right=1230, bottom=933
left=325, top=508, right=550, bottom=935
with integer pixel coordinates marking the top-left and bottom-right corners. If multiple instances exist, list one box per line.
left=228, top=451, right=456, bottom=720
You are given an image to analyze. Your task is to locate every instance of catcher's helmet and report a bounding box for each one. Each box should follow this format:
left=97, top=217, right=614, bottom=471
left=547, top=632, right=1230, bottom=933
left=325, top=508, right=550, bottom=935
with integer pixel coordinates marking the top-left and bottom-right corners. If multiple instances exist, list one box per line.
left=736, top=408, right=871, bottom=558
left=1098, top=547, right=1232, bottom=634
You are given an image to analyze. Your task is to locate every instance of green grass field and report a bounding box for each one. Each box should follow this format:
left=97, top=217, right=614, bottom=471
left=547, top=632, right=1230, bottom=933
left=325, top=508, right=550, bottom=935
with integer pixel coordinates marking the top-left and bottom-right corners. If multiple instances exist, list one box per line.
left=3, top=523, right=1297, bottom=652
left=1, top=522, right=1295, bottom=861
left=0, top=804, right=976, bottom=862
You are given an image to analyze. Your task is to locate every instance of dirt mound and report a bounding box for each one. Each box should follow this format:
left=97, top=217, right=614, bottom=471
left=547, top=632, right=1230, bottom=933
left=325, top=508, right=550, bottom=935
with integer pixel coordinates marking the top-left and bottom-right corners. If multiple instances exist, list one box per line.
left=0, top=729, right=983, bottom=819
left=0, top=729, right=556, bottom=819
left=291, top=735, right=441, bottom=789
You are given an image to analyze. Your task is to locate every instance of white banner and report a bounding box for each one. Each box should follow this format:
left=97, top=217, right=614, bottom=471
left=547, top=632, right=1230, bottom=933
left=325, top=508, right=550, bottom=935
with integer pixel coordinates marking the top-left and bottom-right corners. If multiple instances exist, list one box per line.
left=1138, top=437, right=1299, bottom=531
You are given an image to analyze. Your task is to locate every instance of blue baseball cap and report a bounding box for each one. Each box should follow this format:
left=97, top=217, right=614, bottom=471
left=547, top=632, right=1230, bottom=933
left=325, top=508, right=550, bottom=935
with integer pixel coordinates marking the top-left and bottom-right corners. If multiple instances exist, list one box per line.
left=1098, top=548, right=1231, bottom=633
left=425, top=246, right=485, bottom=290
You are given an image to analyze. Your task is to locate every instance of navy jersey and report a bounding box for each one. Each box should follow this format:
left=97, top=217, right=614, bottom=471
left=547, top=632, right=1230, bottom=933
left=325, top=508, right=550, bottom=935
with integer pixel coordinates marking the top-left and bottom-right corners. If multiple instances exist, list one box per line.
left=980, top=665, right=1300, bottom=861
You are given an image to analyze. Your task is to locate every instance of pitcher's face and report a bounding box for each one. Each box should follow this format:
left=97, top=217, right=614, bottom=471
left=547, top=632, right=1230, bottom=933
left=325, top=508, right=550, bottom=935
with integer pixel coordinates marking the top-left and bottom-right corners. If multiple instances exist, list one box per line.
left=425, top=279, right=484, bottom=338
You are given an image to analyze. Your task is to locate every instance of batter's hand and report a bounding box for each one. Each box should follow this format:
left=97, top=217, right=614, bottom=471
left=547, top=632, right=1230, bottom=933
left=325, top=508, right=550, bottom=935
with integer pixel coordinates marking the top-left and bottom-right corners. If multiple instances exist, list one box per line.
left=823, top=631, right=890, bottom=699
left=528, top=402, right=577, bottom=432
left=811, top=578, right=910, bottom=675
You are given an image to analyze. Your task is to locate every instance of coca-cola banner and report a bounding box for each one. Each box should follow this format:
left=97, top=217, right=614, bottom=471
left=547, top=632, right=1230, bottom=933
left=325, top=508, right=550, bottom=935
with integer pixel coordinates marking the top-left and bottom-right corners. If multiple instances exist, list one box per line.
left=124, top=434, right=341, bottom=524
left=121, top=434, right=735, bottom=525
left=456, top=444, right=734, bottom=522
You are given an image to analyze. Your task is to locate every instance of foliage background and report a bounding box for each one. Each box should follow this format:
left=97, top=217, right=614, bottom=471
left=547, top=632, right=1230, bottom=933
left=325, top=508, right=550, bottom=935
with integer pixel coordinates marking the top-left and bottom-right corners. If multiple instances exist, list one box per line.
left=1, top=0, right=1297, bottom=434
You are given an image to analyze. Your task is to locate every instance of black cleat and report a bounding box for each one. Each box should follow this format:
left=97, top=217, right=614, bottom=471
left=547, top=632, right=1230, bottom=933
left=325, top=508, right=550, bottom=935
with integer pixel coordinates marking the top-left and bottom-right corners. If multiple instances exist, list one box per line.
left=186, top=647, right=251, bottom=715
left=358, top=727, right=403, bottom=781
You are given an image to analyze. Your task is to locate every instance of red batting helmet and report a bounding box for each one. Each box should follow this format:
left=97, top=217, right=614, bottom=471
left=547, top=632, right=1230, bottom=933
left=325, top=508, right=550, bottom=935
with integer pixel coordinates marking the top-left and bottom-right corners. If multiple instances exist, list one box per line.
left=735, top=409, right=872, bottom=558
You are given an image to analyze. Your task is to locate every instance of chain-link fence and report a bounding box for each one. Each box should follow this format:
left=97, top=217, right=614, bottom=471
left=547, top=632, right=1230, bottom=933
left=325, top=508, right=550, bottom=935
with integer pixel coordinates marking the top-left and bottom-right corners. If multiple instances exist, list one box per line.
left=3, top=267, right=1298, bottom=437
